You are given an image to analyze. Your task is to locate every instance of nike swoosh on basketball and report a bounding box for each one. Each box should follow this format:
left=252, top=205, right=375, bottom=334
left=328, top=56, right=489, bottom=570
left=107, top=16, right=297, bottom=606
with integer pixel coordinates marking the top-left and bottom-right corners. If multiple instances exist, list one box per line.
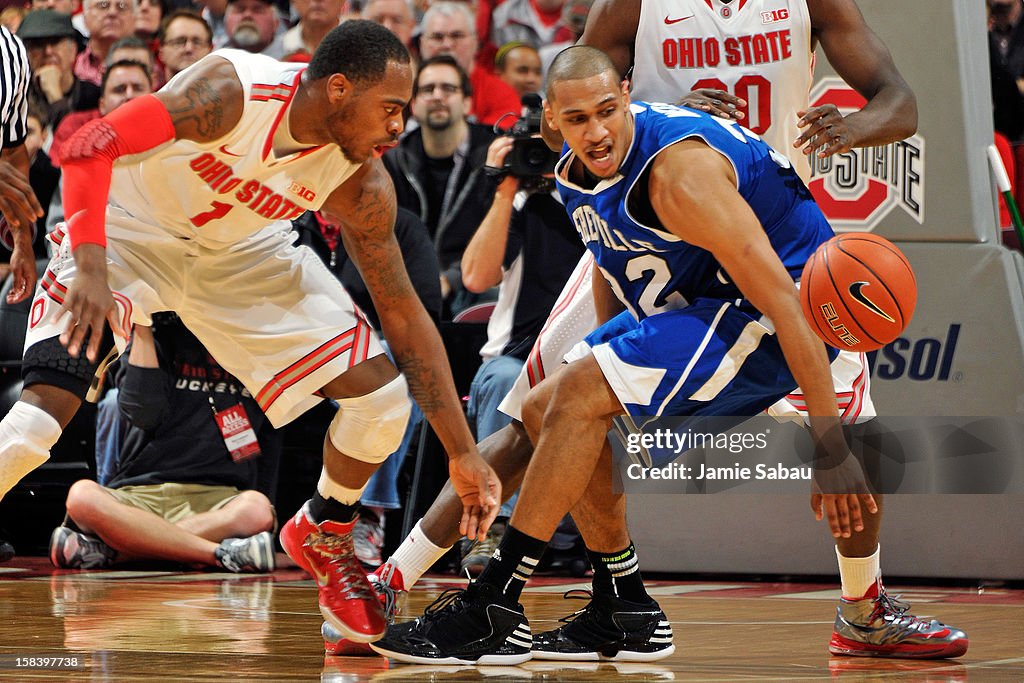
left=849, top=281, right=896, bottom=322
left=664, top=14, right=694, bottom=24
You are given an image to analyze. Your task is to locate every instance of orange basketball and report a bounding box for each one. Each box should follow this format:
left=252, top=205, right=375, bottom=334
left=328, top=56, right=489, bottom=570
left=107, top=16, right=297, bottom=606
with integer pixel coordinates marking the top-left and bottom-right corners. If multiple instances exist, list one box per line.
left=799, top=233, right=916, bottom=352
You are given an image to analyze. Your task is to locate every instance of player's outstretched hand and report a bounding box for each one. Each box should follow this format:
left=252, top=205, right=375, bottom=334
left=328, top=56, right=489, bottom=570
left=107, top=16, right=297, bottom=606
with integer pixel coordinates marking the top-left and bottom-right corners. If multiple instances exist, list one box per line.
left=450, top=450, right=502, bottom=542
left=59, top=244, right=125, bottom=361
left=810, top=452, right=878, bottom=539
left=795, top=105, right=856, bottom=159
left=678, top=88, right=746, bottom=121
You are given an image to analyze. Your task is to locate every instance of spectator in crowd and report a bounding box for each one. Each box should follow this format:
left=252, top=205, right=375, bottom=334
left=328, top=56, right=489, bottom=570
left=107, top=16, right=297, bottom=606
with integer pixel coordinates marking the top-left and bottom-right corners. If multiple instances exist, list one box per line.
left=280, top=0, right=343, bottom=61
left=457, top=135, right=583, bottom=574
left=361, top=0, right=415, bottom=51
left=18, top=9, right=100, bottom=130
left=418, top=1, right=519, bottom=126
left=106, top=34, right=154, bottom=69
left=990, top=0, right=1024, bottom=143
left=383, top=55, right=497, bottom=316
left=50, top=314, right=280, bottom=572
left=50, top=58, right=153, bottom=168
left=223, top=0, right=283, bottom=57
left=134, top=0, right=163, bottom=42
left=24, top=103, right=59, bottom=257
left=494, top=41, right=541, bottom=97
left=292, top=206, right=441, bottom=565
left=76, top=0, right=137, bottom=86
left=158, top=9, right=213, bottom=81
left=490, top=0, right=570, bottom=51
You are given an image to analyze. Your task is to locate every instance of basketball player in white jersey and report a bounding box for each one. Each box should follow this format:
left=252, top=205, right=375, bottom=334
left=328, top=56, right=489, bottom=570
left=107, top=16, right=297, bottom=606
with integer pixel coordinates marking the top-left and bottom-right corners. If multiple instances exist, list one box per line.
left=0, top=21, right=500, bottom=644
left=342, top=0, right=932, bottom=663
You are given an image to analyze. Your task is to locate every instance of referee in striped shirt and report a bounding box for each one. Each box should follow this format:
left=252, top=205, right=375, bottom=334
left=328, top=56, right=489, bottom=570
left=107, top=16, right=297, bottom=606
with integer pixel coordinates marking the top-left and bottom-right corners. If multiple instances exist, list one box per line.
left=1, top=25, right=44, bottom=306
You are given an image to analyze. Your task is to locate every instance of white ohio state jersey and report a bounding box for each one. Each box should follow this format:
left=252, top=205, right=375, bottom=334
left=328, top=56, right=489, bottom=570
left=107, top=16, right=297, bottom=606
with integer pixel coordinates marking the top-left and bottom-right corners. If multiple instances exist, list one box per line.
left=631, top=0, right=813, bottom=179
left=108, top=50, right=361, bottom=248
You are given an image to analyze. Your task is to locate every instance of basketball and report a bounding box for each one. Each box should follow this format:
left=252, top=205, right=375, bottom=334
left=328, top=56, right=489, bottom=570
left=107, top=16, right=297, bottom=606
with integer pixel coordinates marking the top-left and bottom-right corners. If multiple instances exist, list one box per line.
left=799, top=233, right=917, bottom=352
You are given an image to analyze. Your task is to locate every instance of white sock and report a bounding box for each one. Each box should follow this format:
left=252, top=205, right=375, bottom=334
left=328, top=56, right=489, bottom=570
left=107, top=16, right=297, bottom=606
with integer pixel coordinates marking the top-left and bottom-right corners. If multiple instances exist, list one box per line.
left=0, top=402, right=61, bottom=500
left=386, top=519, right=451, bottom=587
left=317, top=468, right=364, bottom=506
left=836, top=544, right=881, bottom=599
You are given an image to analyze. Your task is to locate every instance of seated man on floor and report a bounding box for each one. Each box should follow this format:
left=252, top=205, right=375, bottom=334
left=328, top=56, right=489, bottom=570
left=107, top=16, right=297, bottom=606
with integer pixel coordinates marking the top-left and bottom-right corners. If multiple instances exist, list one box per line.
left=50, top=313, right=279, bottom=573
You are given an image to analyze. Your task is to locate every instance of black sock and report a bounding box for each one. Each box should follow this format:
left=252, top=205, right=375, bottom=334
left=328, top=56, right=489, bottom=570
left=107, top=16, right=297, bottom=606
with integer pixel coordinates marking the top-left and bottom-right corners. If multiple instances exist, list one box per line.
left=587, top=543, right=651, bottom=604
left=309, top=491, right=359, bottom=525
left=477, top=524, right=548, bottom=602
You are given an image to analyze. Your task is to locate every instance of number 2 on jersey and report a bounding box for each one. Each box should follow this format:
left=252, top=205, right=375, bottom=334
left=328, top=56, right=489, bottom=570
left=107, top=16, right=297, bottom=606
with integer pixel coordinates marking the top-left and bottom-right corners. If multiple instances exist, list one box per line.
left=692, top=75, right=771, bottom=134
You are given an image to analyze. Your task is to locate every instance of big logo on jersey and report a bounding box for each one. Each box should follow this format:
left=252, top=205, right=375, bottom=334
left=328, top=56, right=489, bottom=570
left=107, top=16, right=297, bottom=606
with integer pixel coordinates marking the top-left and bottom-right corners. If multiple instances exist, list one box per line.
left=807, top=77, right=925, bottom=232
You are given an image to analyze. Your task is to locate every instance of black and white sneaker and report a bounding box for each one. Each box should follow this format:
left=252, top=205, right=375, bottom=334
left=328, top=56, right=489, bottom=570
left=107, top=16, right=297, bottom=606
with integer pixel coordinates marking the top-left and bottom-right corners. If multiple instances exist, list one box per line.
left=370, top=582, right=533, bottom=665
left=532, top=590, right=675, bottom=662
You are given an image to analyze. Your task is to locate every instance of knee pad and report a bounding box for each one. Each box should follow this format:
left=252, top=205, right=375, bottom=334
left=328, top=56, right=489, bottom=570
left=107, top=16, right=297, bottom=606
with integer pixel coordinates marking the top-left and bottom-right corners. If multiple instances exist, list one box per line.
left=0, top=402, right=61, bottom=499
left=23, top=334, right=115, bottom=401
left=328, top=375, right=412, bottom=463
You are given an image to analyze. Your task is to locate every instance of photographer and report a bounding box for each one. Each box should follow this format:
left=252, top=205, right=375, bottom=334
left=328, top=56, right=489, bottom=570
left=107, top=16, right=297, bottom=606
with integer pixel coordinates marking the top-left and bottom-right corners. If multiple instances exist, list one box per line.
left=458, top=132, right=584, bottom=574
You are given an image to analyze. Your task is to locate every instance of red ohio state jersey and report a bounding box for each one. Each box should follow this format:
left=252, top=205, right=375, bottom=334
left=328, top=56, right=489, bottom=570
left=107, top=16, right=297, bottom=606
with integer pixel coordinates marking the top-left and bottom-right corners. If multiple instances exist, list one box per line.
left=631, top=0, right=813, bottom=180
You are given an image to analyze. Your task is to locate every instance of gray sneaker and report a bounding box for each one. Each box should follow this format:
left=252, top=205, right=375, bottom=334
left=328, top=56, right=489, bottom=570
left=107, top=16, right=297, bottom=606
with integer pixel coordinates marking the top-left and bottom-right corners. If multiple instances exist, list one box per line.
left=829, top=580, right=968, bottom=658
left=215, top=531, right=276, bottom=573
left=352, top=512, right=384, bottom=568
left=49, top=526, right=116, bottom=569
left=460, top=520, right=505, bottom=577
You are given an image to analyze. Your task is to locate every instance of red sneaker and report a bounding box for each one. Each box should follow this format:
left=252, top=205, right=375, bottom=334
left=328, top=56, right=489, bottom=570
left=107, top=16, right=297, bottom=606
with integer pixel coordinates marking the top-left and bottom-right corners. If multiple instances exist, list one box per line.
left=280, top=502, right=386, bottom=642
left=323, top=562, right=407, bottom=655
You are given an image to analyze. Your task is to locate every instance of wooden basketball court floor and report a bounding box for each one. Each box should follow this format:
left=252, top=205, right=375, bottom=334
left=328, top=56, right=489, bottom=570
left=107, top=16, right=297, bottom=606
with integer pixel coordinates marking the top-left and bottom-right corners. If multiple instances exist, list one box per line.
left=0, top=556, right=1020, bottom=681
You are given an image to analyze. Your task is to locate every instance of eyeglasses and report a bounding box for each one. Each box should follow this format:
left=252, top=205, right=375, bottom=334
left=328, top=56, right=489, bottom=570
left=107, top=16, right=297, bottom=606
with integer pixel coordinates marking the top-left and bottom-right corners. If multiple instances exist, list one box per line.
left=89, top=0, right=132, bottom=13
left=423, top=31, right=471, bottom=44
left=417, top=82, right=461, bottom=96
left=164, top=36, right=211, bottom=49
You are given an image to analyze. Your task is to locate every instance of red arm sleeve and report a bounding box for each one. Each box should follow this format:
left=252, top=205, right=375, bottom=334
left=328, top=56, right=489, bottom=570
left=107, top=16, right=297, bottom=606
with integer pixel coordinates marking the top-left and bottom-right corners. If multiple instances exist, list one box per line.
left=60, top=94, right=176, bottom=248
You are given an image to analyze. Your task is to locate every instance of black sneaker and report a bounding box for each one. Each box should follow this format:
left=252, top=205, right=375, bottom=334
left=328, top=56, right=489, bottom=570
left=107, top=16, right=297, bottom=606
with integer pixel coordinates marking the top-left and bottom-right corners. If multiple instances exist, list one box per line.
left=532, top=590, right=675, bottom=662
left=369, top=582, right=533, bottom=665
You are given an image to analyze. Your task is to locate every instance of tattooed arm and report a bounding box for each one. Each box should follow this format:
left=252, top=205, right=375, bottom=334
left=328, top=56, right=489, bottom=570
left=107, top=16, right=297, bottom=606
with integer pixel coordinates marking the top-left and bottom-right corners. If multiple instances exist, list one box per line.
left=155, top=56, right=244, bottom=142
left=325, top=161, right=502, bottom=537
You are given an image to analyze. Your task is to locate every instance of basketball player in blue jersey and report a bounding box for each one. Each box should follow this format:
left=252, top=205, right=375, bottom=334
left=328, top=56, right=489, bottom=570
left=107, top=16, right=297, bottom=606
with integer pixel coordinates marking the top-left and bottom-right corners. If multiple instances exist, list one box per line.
left=370, top=46, right=967, bottom=665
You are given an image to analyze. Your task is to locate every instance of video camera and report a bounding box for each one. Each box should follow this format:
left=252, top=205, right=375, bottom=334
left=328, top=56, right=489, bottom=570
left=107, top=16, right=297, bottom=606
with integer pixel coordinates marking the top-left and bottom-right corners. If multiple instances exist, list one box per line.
left=505, top=93, right=560, bottom=190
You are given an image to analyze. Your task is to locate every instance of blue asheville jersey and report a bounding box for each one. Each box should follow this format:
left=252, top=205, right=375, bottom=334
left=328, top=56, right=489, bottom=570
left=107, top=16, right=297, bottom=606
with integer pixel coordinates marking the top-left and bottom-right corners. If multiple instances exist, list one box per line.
left=555, top=101, right=834, bottom=320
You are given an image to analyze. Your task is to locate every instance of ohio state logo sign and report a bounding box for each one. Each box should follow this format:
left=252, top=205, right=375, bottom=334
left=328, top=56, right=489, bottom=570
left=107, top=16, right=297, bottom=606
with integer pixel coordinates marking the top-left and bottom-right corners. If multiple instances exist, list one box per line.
left=807, top=77, right=925, bottom=232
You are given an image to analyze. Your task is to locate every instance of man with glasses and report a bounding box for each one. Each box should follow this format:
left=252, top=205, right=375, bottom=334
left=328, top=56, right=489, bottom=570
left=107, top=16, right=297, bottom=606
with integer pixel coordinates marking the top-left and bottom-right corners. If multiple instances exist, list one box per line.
left=17, top=9, right=100, bottom=130
left=383, top=55, right=497, bottom=316
left=418, top=1, right=519, bottom=127
left=158, top=10, right=213, bottom=81
left=76, top=0, right=136, bottom=86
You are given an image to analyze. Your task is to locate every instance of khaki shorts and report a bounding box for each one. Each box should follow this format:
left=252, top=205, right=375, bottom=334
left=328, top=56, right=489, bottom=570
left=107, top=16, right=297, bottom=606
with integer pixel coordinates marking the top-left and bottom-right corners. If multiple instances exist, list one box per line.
left=106, top=483, right=243, bottom=524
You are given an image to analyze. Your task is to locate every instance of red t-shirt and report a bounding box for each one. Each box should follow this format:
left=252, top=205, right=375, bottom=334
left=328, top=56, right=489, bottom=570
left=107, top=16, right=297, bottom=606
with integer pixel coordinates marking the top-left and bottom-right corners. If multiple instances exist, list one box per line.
left=470, top=67, right=521, bottom=128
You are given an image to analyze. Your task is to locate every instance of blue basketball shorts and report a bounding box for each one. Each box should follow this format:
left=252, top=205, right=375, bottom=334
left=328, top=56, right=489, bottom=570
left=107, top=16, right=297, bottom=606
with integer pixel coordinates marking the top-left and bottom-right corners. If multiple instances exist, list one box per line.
left=579, top=299, right=838, bottom=418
